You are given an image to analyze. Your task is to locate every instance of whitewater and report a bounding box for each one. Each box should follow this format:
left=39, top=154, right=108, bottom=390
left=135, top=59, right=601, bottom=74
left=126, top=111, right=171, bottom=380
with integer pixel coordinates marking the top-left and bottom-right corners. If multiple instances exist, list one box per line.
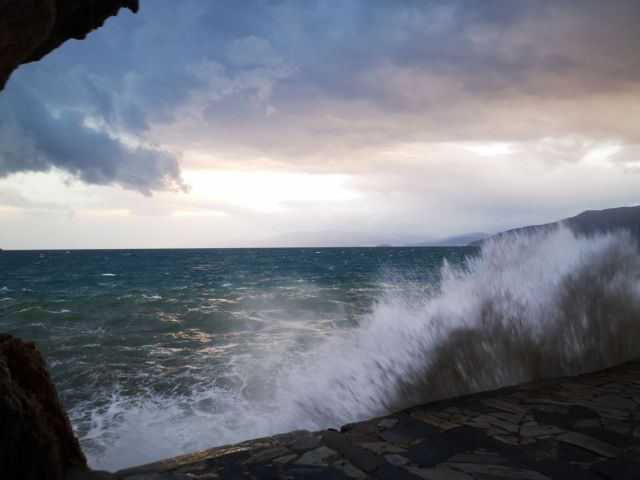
left=1, top=226, right=639, bottom=471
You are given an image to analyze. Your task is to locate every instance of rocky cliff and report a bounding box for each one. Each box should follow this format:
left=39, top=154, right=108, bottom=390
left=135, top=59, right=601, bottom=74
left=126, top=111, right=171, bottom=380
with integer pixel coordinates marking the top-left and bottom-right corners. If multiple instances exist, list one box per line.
left=0, top=0, right=139, bottom=89
left=0, top=334, right=87, bottom=480
left=471, top=205, right=640, bottom=246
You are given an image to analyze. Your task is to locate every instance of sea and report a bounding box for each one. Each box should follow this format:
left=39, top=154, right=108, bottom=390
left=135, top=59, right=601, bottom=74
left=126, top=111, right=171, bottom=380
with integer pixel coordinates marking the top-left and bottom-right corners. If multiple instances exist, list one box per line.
left=1, top=226, right=640, bottom=471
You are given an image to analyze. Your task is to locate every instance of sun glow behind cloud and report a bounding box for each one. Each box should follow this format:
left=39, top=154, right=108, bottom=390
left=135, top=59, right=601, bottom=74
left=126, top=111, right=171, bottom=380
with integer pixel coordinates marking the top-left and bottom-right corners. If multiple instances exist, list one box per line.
left=460, top=143, right=518, bottom=157
left=181, top=170, right=360, bottom=212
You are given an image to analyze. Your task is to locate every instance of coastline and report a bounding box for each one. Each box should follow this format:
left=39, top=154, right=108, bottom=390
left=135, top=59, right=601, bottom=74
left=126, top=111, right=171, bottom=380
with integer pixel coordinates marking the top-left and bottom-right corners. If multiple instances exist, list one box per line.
left=74, top=359, right=640, bottom=479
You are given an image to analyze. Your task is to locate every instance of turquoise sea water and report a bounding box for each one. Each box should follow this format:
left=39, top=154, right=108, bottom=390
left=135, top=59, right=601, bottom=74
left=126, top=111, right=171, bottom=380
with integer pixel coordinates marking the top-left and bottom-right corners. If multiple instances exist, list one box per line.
left=2, top=229, right=640, bottom=471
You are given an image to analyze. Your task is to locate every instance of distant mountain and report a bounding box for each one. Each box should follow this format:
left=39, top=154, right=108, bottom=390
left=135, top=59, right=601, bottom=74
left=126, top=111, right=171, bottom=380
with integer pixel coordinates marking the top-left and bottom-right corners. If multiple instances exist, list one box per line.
left=471, top=205, right=640, bottom=246
left=411, top=232, right=488, bottom=247
left=260, top=230, right=412, bottom=248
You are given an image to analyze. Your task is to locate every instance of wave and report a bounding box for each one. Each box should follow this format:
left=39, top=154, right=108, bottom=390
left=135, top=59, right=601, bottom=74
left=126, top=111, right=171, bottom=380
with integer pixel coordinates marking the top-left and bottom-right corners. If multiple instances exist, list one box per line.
left=142, top=294, right=163, bottom=301
left=278, top=226, right=640, bottom=426
left=18, top=306, right=71, bottom=314
left=75, top=226, right=640, bottom=471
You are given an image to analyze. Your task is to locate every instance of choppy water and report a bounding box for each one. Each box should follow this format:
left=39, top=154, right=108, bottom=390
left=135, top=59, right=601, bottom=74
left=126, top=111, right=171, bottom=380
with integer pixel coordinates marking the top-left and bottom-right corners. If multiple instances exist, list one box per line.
left=1, top=227, right=640, bottom=471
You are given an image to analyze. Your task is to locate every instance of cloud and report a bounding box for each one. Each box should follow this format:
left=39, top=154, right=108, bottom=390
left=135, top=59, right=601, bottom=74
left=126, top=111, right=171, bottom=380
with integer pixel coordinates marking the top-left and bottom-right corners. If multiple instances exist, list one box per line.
left=0, top=186, right=73, bottom=216
left=114, top=0, right=639, bottom=170
left=1, top=0, right=639, bottom=194
left=226, top=36, right=279, bottom=67
left=0, top=83, right=186, bottom=194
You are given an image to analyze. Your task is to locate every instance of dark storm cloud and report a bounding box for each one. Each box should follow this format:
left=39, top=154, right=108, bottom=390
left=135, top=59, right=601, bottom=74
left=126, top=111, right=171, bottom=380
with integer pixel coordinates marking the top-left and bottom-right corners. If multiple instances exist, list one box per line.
left=0, top=84, right=185, bottom=194
left=1, top=0, right=640, bottom=185
left=281, top=0, right=638, bottom=105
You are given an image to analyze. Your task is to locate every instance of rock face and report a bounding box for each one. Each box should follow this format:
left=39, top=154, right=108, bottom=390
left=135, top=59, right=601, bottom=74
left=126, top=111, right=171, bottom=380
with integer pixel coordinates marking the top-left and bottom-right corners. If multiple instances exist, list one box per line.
left=0, top=0, right=139, bottom=89
left=0, top=334, right=87, bottom=480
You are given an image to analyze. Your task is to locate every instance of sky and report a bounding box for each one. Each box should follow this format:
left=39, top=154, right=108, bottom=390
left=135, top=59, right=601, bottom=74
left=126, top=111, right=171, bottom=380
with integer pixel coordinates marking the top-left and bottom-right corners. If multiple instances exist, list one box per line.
left=1, top=0, right=639, bottom=249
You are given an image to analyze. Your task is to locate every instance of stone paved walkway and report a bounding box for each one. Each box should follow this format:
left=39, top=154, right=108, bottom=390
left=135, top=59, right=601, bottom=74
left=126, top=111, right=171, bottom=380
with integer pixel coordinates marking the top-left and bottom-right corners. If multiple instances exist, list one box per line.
left=96, top=360, right=640, bottom=480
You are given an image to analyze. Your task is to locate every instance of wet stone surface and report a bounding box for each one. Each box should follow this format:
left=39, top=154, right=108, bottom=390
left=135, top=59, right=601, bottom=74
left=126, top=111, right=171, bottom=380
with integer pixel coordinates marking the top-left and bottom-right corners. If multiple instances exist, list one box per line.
left=88, top=360, right=640, bottom=480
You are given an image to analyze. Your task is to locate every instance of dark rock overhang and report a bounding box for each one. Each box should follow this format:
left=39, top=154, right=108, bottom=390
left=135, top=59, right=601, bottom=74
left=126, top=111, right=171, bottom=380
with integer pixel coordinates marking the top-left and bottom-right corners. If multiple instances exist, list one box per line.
left=0, top=0, right=139, bottom=90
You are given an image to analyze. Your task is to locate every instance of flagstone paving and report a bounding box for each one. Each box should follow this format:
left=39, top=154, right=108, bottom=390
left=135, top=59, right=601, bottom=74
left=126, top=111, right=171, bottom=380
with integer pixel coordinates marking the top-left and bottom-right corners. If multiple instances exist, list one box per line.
left=79, top=359, right=640, bottom=479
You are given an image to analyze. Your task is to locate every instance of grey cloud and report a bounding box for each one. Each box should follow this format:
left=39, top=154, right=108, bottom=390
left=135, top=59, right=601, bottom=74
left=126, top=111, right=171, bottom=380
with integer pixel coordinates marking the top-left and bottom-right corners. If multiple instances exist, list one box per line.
left=3, top=0, right=640, bottom=180
left=185, top=0, right=640, bottom=158
left=226, top=36, right=279, bottom=67
left=0, top=85, right=186, bottom=194
left=256, top=0, right=640, bottom=110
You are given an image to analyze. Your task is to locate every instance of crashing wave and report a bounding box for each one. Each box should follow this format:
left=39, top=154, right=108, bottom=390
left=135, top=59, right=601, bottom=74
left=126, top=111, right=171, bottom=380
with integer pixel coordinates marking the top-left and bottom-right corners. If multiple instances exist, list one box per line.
left=77, top=226, right=640, bottom=470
